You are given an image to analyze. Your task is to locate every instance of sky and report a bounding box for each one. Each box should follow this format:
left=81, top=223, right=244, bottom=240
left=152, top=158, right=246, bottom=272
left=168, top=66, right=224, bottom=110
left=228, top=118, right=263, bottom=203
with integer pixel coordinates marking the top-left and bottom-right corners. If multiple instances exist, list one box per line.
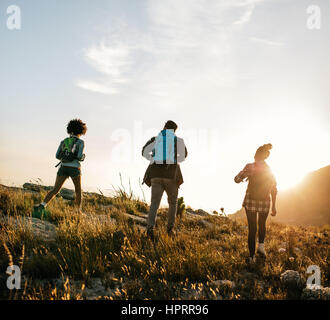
left=0, top=0, right=329, bottom=214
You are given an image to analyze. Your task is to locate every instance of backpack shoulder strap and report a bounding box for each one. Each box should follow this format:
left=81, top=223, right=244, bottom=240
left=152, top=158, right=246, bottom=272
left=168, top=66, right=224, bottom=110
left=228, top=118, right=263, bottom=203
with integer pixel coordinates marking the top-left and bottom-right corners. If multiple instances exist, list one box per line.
left=174, top=135, right=178, bottom=164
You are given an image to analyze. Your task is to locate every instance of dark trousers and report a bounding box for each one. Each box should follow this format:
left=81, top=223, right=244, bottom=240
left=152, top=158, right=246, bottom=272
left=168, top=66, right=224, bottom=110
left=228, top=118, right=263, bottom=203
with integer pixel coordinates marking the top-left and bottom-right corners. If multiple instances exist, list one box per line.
left=245, top=210, right=269, bottom=257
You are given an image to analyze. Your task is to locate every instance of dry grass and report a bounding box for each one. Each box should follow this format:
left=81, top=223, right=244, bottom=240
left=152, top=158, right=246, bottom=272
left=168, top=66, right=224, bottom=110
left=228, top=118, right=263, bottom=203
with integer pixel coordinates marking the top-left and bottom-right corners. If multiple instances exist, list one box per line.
left=0, top=185, right=329, bottom=300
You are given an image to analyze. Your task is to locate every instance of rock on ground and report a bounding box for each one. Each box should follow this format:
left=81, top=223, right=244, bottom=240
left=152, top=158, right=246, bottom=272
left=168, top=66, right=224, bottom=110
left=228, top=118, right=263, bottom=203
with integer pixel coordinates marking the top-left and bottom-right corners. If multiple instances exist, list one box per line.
left=301, top=286, right=330, bottom=300
left=186, top=208, right=209, bottom=216
left=0, top=215, right=57, bottom=241
left=280, top=270, right=304, bottom=289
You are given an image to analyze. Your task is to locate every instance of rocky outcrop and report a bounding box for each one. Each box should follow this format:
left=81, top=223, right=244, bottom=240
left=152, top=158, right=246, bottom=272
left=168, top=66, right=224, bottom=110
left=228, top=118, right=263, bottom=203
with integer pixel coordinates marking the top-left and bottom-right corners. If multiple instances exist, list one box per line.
left=186, top=208, right=209, bottom=216
left=22, top=183, right=75, bottom=200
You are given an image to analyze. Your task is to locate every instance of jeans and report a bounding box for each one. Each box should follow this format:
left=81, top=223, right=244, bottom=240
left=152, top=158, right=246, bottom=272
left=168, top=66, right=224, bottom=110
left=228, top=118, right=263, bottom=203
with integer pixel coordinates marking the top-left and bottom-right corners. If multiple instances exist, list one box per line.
left=147, top=178, right=178, bottom=232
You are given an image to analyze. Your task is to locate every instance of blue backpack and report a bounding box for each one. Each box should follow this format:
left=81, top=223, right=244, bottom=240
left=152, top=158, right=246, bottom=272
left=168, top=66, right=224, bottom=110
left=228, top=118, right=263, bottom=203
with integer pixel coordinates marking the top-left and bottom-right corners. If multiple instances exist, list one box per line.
left=152, top=130, right=177, bottom=164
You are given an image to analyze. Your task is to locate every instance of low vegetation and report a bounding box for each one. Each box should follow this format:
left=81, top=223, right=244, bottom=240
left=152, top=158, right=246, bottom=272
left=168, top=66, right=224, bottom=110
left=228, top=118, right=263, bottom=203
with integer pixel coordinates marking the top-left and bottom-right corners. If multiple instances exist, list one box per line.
left=0, top=184, right=329, bottom=300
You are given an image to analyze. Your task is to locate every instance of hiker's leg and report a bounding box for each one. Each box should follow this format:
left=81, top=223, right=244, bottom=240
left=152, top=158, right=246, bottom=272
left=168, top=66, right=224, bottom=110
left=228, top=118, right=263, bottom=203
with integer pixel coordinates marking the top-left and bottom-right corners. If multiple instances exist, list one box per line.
left=164, top=179, right=178, bottom=232
left=71, top=174, right=82, bottom=210
left=258, top=212, right=269, bottom=244
left=147, top=178, right=164, bottom=230
left=245, top=209, right=257, bottom=257
left=43, top=175, right=67, bottom=204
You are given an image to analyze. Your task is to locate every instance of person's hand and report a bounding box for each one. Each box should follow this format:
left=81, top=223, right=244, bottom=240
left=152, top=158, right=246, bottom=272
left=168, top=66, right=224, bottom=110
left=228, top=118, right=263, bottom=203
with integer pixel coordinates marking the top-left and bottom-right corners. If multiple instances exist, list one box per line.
left=271, top=207, right=277, bottom=216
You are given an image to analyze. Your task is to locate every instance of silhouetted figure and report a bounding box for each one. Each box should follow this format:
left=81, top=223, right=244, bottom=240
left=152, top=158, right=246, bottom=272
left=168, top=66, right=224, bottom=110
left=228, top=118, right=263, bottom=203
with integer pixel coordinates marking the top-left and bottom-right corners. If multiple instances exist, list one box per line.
left=142, top=120, right=188, bottom=239
left=235, top=144, right=277, bottom=263
left=33, top=119, right=87, bottom=217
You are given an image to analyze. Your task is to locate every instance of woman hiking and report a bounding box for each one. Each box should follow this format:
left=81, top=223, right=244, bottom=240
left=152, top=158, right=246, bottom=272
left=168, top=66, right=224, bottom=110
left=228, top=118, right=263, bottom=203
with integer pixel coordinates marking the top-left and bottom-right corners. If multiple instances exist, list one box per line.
left=33, top=119, right=87, bottom=216
left=234, top=143, right=277, bottom=263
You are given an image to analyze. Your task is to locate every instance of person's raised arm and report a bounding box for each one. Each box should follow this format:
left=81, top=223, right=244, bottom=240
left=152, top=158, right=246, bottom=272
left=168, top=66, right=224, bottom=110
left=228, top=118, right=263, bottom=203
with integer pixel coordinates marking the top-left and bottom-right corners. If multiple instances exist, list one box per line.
left=234, top=164, right=250, bottom=183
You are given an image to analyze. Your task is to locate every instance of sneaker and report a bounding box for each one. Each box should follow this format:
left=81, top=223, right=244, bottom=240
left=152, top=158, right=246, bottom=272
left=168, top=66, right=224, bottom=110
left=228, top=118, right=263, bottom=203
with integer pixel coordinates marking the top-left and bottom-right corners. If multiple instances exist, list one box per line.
left=32, top=204, right=50, bottom=220
left=257, top=243, right=266, bottom=257
left=248, top=256, right=256, bottom=264
left=32, top=204, right=43, bottom=219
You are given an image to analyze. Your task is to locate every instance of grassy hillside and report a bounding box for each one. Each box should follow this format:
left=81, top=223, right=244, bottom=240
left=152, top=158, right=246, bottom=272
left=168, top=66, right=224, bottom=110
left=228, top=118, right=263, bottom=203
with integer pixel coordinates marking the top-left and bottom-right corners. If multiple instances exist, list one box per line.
left=276, top=166, right=330, bottom=226
left=0, top=184, right=329, bottom=300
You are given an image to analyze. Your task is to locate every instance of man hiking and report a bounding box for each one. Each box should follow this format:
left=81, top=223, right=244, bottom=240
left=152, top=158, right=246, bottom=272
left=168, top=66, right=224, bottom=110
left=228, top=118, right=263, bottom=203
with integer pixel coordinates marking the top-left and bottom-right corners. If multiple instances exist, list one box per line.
left=33, top=119, right=87, bottom=217
left=142, top=120, right=188, bottom=239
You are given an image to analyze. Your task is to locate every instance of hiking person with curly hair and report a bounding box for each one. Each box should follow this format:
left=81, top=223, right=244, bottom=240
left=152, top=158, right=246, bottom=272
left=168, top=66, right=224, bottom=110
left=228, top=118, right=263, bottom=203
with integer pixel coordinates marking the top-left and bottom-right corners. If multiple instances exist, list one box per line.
left=33, top=119, right=87, bottom=216
left=234, top=143, right=277, bottom=263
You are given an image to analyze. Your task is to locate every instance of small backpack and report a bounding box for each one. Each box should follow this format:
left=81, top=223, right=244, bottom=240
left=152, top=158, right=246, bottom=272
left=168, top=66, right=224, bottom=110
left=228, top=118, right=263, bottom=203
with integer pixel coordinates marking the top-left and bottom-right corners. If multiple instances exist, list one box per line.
left=152, top=130, right=177, bottom=164
left=58, top=136, right=79, bottom=163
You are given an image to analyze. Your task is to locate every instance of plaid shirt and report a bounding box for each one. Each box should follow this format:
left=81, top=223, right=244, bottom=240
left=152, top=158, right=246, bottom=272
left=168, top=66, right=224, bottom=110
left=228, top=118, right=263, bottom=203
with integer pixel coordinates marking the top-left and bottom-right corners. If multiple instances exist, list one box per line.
left=235, top=162, right=277, bottom=214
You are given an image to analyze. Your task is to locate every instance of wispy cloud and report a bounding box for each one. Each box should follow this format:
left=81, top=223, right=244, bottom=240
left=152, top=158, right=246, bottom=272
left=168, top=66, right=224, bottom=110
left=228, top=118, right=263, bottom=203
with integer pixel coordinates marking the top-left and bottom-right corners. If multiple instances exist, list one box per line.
left=75, top=79, right=119, bottom=95
left=232, top=0, right=269, bottom=25
left=250, top=36, right=284, bottom=46
left=76, top=0, right=268, bottom=96
left=76, top=42, right=131, bottom=95
left=233, top=4, right=255, bottom=25
left=84, top=42, right=131, bottom=79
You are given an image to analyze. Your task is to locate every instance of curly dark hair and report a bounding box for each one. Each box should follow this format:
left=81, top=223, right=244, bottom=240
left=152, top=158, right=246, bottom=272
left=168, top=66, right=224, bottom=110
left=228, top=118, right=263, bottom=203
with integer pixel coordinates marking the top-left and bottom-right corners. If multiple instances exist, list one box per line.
left=66, top=119, right=87, bottom=136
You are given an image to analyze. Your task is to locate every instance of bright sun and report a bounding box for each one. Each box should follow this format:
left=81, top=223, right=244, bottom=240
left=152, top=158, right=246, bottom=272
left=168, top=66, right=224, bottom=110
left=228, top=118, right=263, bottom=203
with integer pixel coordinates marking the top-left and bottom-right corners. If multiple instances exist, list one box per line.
left=268, top=136, right=321, bottom=191
left=268, top=131, right=325, bottom=191
left=271, top=162, right=306, bottom=190
left=256, top=103, right=330, bottom=191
